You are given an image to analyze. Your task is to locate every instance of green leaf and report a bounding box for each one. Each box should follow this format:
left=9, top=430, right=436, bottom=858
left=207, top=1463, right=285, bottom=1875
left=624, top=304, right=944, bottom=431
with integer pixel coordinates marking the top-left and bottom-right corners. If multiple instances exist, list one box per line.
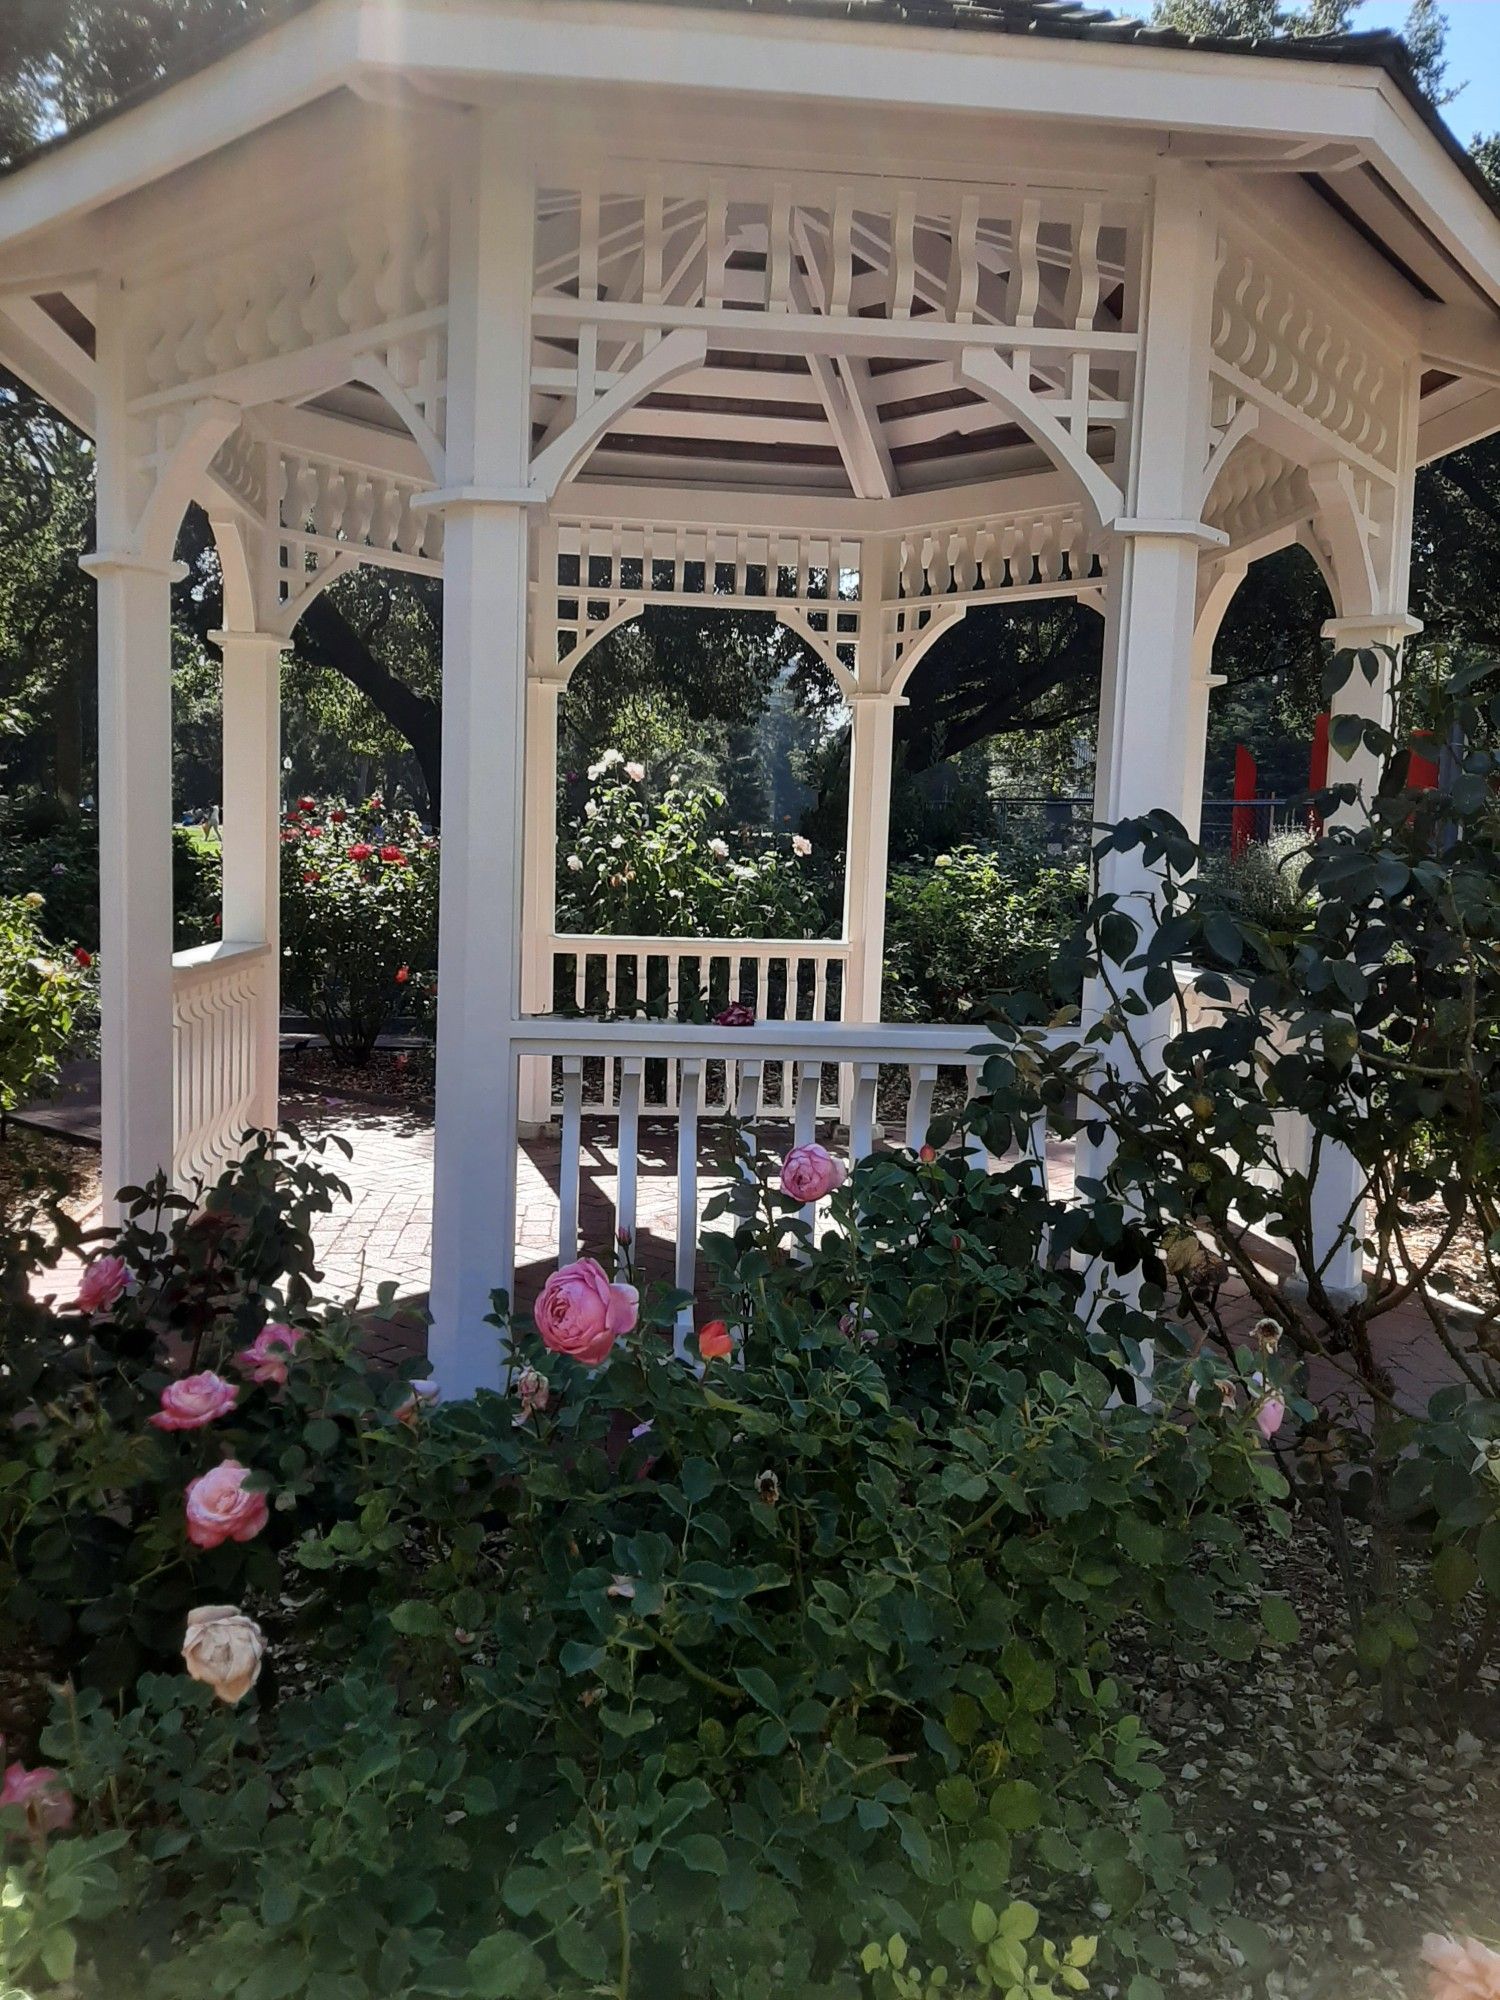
left=1433, top=1543, right=1480, bottom=1608
left=734, top=1667, right=782, bottom=1714
left=559, top=1640, right=605, bottom=1676
left=1476, top=1520, right=1500, bottom=1597
left=1094, top=1856, right=1144, bottom=1912
left=466, top=1932, right=546, bottom=1998
left=1260, top=1595, right=1300, bottom=1646
left=936, top=1775, right=979, bottom=1823
left=677, top=1833, right=728, bottom=1875
left=971, top=1902, right=999, bottom=1945
left=990, top=1779, right=1042, bottom=1832
left=387, top=1599, right=445, bottom=1638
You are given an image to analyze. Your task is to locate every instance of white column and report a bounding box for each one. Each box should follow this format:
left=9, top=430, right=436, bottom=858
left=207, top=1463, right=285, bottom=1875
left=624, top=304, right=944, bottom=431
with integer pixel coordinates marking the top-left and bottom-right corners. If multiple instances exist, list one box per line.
left=841, top=690, right=899, bottom=1023
left=1079, top=169, right=1222, bottom=1219
left=214, top=630, right=282, bottom=1130
left=518, top=674, right=562, bottom=1128
left=424, top=117, right=537, bottom=1397
left=82, top=555, right=178, bottom=1215
left=1179, top=557, right=1247, bottom=842
left=1300, top=609, right=1420, bottom=1297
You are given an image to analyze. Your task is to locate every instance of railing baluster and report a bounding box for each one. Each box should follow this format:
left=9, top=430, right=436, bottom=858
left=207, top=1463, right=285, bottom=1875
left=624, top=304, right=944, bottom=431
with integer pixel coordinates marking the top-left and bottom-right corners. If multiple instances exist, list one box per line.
left=616, top=1056, right=642, bottom=1273
left=734, top=1057, right=763, bottom=1182
left=850, top=1062, right=879, bottom=1160
left=558, top=1056, right=584, bottom=1263
left=905, top=1063, right=938, bottom=1152
left=964, top=1067, right=992, bottom=1173
left=674, top=1057, right=704, bottom=1356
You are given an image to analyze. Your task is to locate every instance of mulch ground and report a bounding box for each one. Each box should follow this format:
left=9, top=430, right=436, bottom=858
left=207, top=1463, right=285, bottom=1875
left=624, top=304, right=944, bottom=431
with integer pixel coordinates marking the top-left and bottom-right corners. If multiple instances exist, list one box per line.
left=1155, top=1516, right=1500, bottom=1999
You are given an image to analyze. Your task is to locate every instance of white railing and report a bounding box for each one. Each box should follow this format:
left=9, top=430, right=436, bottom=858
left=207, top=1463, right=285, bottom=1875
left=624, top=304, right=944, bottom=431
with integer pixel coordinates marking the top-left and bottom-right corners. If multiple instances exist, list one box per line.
left=543, top=934, right=853, bottom=1114
left=512, top=1017, right=1058, bottom=1343
left=171, top=941, right=275, bottom=1189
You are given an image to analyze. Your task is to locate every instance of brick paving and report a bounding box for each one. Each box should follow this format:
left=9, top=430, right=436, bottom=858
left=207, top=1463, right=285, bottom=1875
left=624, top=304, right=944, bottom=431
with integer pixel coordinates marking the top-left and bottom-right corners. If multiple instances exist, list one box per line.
left=19, top=1081, right=1472, bottom=1414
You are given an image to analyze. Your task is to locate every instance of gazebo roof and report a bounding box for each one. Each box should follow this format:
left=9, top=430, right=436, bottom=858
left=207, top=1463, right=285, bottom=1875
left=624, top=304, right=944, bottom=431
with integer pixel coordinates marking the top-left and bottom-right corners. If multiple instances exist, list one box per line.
left=0, top=0, right=1496, bottom=508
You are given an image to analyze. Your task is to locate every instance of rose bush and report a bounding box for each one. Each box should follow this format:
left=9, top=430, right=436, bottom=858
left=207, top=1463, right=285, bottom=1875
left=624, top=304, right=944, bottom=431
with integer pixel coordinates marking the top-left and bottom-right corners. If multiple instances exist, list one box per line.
left=0, top=1123, right=1293, bottom=1999
left=557, top=757, right=831, bottom=1017
left=278, top=795, right=438, bottom=1062
left=0, top=893, right=87, bottom=1112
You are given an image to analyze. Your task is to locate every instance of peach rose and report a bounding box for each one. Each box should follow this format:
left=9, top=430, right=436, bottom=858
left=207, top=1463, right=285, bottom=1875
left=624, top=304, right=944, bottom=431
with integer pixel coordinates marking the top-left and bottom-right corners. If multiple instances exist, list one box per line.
left=779, top=1143, right=846, bottom=1203
left=536, top=1258, right=638, bottom=1368
left=151, top=1372, right=239, bottom=1432
left=182, top=1605, right=266, bottom=1704
left=1423, top=1935, right=1500, bottom=2000
left=234, top=1323, right=304, bottom=1387
left=0, top=1761, right=72, bottom=1838
left=185, top=1461, right=269, bottom=1550
left=698, top=1321, right=733, bottom=1362
left=75, top=1254, right=128, bottom=1315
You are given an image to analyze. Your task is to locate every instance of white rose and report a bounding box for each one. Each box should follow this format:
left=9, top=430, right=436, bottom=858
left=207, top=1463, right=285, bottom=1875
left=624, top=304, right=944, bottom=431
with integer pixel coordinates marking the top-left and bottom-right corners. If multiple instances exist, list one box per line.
left=625, top=762, right=645, bottom=783
left=792, top=835, right=812, bottom=857
left=566, top=854, right=583, bottom=872
left=182, top=1605, right=266, bottom=1704
left=708, top=838, right=729, bottom=860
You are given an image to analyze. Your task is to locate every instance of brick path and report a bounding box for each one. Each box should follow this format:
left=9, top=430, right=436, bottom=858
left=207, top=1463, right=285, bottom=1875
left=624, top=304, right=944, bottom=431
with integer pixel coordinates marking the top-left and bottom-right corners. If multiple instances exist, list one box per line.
left=21, top=1083, right=1471, bottom=1413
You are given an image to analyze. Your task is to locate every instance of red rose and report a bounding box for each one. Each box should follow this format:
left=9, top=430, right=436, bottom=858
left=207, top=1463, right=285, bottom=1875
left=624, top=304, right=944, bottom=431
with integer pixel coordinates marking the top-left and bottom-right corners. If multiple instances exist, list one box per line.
left=280, top=830, right=298, bottom=844
left=348, top=843, right=374, bottom=862
left=379, top=845, right=406, bottom=866
left=73, top=946, right=93, bottom=969
left=297, top=796, right=316, bottom=813
left=302, top=871, right=319, bottom=885
left=394, top=965, right=410, bottom=985
left=330, top=809, right=347, bottom=825
left=305, top=825, right=323, bottom=838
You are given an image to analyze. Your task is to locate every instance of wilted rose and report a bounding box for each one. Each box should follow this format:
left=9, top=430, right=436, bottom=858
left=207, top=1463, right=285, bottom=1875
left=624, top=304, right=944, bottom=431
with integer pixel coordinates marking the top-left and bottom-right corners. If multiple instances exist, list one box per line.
left=0, top=1761, right=72, bottom=1838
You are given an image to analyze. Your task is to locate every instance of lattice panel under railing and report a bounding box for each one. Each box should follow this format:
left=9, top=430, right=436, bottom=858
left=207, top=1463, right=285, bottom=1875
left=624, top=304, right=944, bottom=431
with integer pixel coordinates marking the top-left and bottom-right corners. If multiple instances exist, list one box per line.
left=541, top=521, right=865, bottom=678
left=172, top=944, right=273, bottom=1191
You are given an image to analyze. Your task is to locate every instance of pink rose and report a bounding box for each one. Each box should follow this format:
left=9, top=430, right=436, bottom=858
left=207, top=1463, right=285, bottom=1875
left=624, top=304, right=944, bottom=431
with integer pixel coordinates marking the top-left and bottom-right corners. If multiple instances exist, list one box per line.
left=151, top=1372, right=239, bottom=1432
left=75, top=1254, right=128, bottom=1315
left=185, top=1461, right=269, bottom=1550
left=536, top=1258, right=638, bottom=1367
left=779, top=1143, right=847, bottom=1203
left=713, top=1002, right=756, bottom=1027
left=1255, top=1395, right=1286, bottom=1442
left=233, top=1323, right=304, bottom=1386
left=1423, top=1935, right=1500, bottom=2000
left=0, top=1762, right=73, bottom=1838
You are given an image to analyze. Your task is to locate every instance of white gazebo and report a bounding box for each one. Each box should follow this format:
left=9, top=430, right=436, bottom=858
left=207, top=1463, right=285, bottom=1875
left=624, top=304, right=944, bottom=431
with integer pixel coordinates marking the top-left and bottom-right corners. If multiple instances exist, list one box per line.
left=2, top=0, right=1498, bottom=1390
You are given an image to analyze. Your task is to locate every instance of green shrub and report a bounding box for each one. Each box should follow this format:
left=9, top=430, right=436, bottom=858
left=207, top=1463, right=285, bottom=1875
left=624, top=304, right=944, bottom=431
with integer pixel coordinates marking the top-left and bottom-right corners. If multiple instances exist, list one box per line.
left=0, top=798, right=220, bottom=954
left=1196, top=825, right=1313, bottom=933
left=883, top=845, right=1086, bottom=1022
left=559, top=753, right=828, bottom=942
left=278, top=794, right=439, bottom=1062
left=969, top=646, right=1500, bottom=1723
left=0, top=894, right=86, bottom=1110
left=0, top=1134, right=1286, bottom=1998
